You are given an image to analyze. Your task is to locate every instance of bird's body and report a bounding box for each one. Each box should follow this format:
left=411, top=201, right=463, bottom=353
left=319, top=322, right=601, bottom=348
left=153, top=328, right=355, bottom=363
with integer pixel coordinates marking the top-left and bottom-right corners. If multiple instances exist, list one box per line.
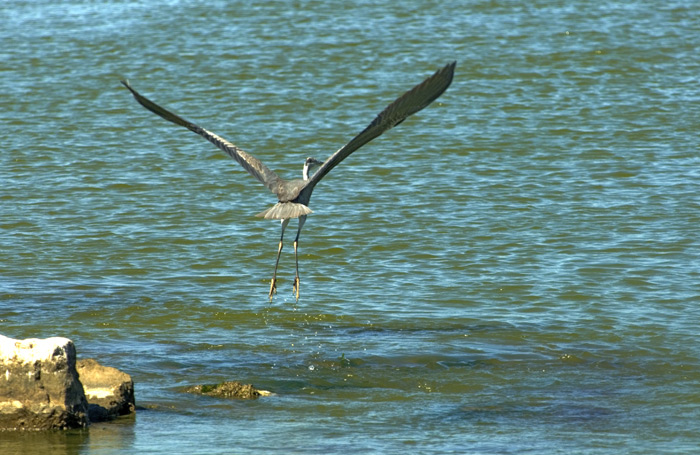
left=122, top=61, right=455, bottom=300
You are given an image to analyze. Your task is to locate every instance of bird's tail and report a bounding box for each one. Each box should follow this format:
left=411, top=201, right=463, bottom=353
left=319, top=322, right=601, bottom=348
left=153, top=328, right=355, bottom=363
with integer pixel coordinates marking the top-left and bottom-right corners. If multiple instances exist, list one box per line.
left=256, top=202, right=313, bottom=220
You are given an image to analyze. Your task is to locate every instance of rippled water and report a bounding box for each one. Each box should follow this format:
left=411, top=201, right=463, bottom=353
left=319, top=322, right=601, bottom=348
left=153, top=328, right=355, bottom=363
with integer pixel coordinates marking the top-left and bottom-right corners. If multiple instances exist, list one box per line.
left=2, top=1, right=700, bottom=453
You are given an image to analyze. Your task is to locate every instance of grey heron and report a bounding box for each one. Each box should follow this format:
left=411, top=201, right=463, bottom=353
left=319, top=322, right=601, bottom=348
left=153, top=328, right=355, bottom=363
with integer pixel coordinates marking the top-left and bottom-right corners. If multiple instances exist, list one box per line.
left=121, top=61, right=455, bottom=300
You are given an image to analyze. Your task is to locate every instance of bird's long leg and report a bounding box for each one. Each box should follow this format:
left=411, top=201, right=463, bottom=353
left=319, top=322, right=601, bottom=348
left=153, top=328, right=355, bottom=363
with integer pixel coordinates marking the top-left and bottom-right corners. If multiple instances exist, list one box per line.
left=292, top=215, right=307, bottom=301
left=270, top=218, right=290, bottom=300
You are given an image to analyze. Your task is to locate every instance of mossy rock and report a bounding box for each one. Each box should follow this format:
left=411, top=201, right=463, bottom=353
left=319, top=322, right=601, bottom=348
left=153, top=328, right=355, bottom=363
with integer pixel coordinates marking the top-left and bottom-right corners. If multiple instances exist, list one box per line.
left=184, top=381, right=271, bottom=399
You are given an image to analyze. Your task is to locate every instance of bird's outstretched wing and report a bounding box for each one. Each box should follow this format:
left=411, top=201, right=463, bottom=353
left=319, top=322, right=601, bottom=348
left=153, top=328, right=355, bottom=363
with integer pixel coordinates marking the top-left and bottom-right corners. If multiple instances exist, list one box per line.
left=299, top=61, right=456, bottom=198
left=121, top=80, right=284, bottom=195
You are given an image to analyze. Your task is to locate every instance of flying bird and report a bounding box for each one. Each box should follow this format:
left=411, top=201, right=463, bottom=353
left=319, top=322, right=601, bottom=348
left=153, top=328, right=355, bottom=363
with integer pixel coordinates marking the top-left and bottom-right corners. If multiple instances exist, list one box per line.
left=121, top=61, right=455, bottom=300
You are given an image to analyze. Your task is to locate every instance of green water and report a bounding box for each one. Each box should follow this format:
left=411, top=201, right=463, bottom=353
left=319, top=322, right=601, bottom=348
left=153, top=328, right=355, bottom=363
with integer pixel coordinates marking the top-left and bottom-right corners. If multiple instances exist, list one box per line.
left=2, top=1, right=699, bottom=453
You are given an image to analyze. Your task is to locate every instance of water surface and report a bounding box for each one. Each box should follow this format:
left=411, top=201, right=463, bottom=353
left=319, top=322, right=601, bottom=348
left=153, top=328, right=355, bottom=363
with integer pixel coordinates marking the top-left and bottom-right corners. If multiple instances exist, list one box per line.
left=1, top=1, right=699, bottom=453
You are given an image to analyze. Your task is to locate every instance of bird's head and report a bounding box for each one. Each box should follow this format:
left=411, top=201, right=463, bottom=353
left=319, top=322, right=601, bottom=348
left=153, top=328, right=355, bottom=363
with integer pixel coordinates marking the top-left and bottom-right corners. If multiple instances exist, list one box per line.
left=302, top=157, right=323, bottom=181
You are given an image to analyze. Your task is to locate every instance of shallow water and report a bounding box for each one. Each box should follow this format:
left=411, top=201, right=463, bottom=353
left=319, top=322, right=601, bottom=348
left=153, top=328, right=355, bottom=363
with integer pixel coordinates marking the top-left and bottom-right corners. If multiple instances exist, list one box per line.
left=2, top=0, right=700, bottom=453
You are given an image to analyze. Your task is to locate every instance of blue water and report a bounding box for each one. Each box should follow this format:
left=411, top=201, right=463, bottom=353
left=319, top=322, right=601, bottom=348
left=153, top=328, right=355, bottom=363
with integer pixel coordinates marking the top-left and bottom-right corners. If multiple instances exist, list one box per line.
left=2, top=1, right=699, bottom=453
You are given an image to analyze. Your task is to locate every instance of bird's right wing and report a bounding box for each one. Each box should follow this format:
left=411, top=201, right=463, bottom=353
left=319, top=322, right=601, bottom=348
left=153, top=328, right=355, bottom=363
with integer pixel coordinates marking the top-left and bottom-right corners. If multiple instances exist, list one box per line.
left=121, top=80, right=284, bottom=195
left=300, top=61, right=456, bottom=198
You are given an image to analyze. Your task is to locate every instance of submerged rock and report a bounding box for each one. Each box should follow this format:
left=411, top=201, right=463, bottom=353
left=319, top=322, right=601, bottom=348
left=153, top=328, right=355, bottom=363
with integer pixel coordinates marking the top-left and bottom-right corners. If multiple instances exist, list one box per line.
left=76, top=358, right=135, bottom=422
left=0, top=335, right=89, bottom=430
left=184, top=381, right=272, bottom=399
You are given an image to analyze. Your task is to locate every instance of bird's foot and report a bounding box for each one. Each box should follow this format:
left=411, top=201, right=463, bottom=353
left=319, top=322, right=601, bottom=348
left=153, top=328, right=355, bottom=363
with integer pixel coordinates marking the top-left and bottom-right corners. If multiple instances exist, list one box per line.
left=292, top=276, right=300, bottom=301
left=268, top=278, right=277, bottom=300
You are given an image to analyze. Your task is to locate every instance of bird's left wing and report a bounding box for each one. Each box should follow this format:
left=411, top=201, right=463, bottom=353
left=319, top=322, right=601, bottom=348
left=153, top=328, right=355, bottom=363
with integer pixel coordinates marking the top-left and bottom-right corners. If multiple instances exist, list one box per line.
left=299, top=61, right=455, bottom=199
left=121, top=80, right=284, bottom=196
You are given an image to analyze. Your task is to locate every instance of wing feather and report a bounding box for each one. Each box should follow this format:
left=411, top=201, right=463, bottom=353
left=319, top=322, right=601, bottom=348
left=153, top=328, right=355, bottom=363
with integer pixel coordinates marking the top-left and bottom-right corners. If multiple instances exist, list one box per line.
left=299, top=61, right=456, bottom=199
left=120, top=80, right=284, bottom=195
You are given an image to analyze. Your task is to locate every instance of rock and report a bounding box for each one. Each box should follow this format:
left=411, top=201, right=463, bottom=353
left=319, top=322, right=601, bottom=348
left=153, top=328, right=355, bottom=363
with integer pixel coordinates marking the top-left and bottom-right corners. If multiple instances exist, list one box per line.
left=76, top=358, right=135, bottom=422
left=184, top=381, right=272, bottom=399
left=0, top=335, right=89, bottom=430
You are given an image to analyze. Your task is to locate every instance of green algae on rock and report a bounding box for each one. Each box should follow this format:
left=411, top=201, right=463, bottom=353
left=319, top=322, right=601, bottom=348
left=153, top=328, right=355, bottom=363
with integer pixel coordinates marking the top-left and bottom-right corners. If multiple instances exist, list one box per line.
left=184, top=381, right=272, bottom=399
